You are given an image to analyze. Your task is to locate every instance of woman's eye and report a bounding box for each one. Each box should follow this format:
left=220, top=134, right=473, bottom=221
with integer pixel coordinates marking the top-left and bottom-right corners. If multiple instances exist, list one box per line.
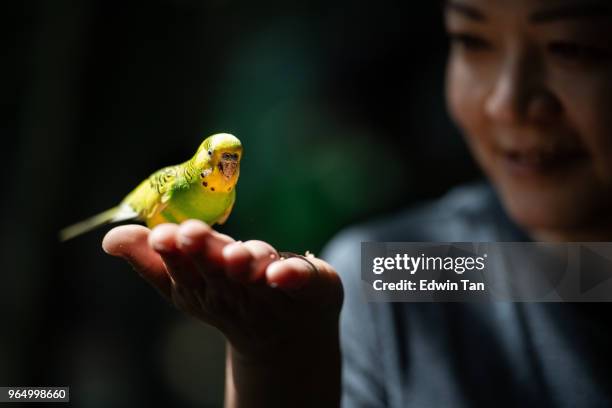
left=448, top=33, right=492, bottom=51
left=547, top=41, right=611, bottom=62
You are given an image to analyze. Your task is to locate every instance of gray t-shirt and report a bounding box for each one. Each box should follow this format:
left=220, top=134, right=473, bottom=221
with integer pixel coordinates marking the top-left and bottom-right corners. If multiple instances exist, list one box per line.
left=321, top=182, right=612, bottom=408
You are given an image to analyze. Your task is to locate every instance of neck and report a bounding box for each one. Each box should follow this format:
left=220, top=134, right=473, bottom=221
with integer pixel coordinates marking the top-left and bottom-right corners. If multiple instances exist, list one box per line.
left=528, top=216, right=612, bottom=242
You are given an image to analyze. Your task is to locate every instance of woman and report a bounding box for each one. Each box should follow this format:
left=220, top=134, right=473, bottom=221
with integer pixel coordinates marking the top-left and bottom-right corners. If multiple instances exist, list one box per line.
left=102, top=0, right=612, bottom=406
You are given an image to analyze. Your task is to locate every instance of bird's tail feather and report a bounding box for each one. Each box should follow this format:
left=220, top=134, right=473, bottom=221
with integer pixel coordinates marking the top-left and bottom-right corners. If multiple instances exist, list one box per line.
left=59, top=207, right=121, bottom=242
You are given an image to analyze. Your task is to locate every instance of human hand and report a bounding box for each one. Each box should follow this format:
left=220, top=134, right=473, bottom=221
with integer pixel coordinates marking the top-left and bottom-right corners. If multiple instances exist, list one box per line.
left=101, top=220, right=343, bottom=358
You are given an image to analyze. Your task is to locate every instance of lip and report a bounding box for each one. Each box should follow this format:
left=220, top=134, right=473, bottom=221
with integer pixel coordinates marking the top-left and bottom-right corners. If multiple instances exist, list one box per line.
left=499, top=147, right=589, bottom=178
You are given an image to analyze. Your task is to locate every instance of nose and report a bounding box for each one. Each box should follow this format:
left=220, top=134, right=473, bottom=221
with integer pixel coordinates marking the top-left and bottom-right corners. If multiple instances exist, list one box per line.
left=484, top=49, right=561, bottom=125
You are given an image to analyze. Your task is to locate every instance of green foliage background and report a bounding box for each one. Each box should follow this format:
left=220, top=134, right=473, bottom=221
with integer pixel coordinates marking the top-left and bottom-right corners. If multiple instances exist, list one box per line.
left=4, top=0, right=479, bottom=406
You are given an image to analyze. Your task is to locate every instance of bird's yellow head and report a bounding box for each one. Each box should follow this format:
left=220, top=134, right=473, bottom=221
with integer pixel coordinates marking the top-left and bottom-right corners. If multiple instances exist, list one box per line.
left=192, top=133, right=243, bottom=193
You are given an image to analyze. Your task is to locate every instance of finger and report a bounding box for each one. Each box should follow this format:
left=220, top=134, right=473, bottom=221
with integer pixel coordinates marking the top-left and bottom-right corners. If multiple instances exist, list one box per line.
left=102, top=224, right=172, bottom=299
left=223, top=240, right=279, bottom=283
left=148, top=223, right=200, bottom=287
left=222, top=242, right=252, bottom=282
left=176, top=219, right=234, bottom=274
left=266, top=257, right=343, bottom=304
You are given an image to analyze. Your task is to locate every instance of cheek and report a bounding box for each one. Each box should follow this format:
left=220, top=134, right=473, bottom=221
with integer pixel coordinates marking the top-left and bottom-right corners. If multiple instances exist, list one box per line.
left=557, top=73, right=612, bottom=186
left=446, top=57, right=496, bottom=167
left=446, top=57, right=472, bottom=131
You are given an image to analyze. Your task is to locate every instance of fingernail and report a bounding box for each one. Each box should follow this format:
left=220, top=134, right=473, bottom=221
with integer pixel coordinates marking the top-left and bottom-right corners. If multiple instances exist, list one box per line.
left=179, top=235, right=194, bottom=247
left=153, top=242, right=169, bottom=252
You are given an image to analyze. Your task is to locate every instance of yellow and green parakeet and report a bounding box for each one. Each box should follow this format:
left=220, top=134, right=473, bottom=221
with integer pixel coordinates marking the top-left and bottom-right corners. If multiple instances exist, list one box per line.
left=60, top=133, right=242, bottom=241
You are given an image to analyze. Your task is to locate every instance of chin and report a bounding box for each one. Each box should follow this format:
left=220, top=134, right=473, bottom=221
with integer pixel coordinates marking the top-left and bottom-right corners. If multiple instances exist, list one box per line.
left=492, top=179, right=606, bottom=235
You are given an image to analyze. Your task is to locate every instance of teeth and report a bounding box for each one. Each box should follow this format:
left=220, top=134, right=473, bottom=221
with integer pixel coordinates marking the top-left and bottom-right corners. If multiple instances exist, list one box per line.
left=500, top=141, right=587, bottom=168
left=515, top=154, right=542, bottom=165
left=506, top=148, right=585, bottom=167
left=508, top=151, right=555, bottom=166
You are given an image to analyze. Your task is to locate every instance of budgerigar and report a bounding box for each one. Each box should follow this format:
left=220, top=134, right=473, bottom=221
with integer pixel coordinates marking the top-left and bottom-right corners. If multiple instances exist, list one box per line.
left=60, top=133, right=242, bottom=241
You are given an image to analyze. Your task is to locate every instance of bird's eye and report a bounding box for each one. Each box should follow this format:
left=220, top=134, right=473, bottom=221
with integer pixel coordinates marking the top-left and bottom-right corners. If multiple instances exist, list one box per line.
left=208, top=150, right=212, bottom=156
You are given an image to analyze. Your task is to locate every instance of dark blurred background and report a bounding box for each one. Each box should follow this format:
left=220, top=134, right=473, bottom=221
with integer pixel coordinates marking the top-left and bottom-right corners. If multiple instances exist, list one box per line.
left=5, top=0, right=481, bottom=406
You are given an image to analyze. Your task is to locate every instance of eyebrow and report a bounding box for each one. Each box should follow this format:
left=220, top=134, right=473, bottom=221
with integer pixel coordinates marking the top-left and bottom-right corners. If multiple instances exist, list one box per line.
left=444, top=1, right=612, bottom=23
left=444, top=1, right=485, bottom=22
left=530, top=3, right=612, bottom=23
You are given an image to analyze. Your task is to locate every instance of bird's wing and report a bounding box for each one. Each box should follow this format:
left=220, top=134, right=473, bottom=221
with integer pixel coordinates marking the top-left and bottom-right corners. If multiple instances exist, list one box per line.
left=123, top=165, right=183, bottom=219
left=151, top=165, right=180, bottom=201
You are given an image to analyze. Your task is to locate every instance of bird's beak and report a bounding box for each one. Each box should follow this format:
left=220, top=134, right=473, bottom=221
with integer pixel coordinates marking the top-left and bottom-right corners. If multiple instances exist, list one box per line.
left=219, top=153, right=239, bottom=179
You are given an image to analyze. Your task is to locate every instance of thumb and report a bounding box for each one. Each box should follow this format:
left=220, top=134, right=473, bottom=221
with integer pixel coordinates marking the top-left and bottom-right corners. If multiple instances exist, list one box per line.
left=102, top=224, right=172, bottom=299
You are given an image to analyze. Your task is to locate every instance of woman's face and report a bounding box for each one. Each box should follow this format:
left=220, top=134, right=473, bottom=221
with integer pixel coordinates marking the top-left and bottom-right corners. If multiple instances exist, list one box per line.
left=445, top=0, right=612, bottom=236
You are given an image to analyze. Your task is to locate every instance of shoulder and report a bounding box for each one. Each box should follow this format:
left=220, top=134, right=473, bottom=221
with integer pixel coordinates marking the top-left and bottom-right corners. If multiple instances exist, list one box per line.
left=325, top=182, right=504, bottom=406
left=322, top=181, right=504, bottom=263
left=320, top=181, right=507, bottom=308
